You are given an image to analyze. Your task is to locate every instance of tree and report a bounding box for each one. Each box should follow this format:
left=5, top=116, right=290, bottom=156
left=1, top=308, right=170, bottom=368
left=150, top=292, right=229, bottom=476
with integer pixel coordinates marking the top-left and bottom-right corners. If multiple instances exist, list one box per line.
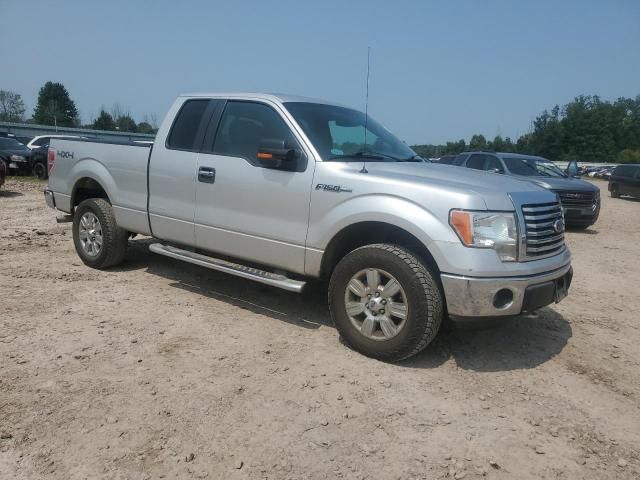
left=0, top=90, right=26, bottom=122
left=33, top=81, right=78, bottom=127
left=469, top=134, right=487, bottom=151
left=115, top=114, right=138, bottom=132
left=92, top=109, right=116, bottom=131
left=136, top=121, right=155, bottom=134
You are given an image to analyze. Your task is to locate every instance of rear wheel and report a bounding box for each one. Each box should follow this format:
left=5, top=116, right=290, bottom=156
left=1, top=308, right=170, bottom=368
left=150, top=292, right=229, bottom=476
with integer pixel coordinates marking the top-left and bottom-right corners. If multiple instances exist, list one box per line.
left=328, top=244, right=443, bottom=362
left=32, top=161, right=47, bottom=179
left=72, top=198, right=128, bottom=269
left=610, top=184, right=619, bottom=198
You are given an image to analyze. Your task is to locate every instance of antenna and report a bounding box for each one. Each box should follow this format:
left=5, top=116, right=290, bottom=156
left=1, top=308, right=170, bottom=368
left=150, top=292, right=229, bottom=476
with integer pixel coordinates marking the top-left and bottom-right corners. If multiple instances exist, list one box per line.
left=360, top=46, right=371, bottom=174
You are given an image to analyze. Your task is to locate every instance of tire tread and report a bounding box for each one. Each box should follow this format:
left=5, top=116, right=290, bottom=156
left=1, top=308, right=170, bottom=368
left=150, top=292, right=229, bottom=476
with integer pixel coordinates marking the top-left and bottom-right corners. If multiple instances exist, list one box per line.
left=328, top=243, right=443, bottom=361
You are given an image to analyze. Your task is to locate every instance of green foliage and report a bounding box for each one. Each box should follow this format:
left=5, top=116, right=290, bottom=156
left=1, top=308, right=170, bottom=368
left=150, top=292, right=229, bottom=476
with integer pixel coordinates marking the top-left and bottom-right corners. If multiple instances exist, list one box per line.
left=33, top=81, right=78, bottom=126
left=617, top=149, right=640, bottom=164
left=114, top=114, right=138, bottom=133
left=412, top=94, right=640, bottom=162
left=469, top=134, right=487, bottom=151
left=136, top=121, right=155, bottom=134
left=0, top=90, right=26, bottom=122
left=92, top=109, right=116, bottom=131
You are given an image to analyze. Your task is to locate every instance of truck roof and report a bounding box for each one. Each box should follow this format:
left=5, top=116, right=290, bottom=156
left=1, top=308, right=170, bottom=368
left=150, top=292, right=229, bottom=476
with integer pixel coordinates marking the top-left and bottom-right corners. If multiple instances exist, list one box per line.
left=179, top=92, right=341, bottom=106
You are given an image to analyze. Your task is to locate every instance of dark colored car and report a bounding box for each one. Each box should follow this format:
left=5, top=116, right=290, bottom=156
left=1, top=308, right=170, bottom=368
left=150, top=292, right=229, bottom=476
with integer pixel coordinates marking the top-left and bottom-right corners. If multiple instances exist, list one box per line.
left=26, top=136, right=87, bottom=179
left=29, top=144, right=50, bottom=179
left=435, top=154, right=457, bottom=165
left=452, top=152, right=601, bottom=229
left=609, top=164, right=640, bottom=199
left=0, top=155, right=6, bottom=188
left=0, top=137, right=34, bottom=175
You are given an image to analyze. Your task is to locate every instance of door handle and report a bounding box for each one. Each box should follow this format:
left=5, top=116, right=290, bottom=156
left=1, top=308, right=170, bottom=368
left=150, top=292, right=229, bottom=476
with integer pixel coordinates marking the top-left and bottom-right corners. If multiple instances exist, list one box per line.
left=198, top=167, right=216, bottom=184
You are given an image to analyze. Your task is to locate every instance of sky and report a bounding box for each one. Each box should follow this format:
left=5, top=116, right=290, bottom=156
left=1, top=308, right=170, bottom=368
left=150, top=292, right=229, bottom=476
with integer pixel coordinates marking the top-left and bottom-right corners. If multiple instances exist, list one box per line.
left=1, top=0, right=639, bottom=144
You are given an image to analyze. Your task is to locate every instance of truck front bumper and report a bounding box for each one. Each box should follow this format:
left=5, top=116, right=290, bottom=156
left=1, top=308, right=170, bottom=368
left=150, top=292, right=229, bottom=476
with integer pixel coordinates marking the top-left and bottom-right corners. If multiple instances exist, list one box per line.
left=441, top=263, right=572, bottom=318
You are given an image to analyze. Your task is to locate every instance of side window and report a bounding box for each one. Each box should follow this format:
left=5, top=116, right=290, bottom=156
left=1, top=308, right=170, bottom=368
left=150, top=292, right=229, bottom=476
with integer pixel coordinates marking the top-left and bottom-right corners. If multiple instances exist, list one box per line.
left=33, top=137, right=48, bottom=146
left=167, top=99, right=209, bottom=151
left=615, top=166, right=631, bottom=177
left=485, top=156, right=504, bottom=173
left=466, top=154, right=485, bottom=170
left=452, top=154, right=468, bottom=166
left=213, top=101, right=298, bottom=163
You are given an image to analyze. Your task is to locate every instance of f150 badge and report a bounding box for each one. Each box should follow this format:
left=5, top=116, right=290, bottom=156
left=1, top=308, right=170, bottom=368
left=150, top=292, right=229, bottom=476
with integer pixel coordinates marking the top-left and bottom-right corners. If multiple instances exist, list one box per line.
left=315, top=184, right=352, bottom=193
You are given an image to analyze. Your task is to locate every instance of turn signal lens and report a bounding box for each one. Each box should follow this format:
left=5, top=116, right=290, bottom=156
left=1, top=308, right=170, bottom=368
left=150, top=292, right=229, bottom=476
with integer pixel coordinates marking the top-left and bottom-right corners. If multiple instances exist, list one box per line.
left=47, top=148, right=56, bottom=173
left=257, top=152, right=273, bottom=160
left=450, top=210, right=473, bottom=245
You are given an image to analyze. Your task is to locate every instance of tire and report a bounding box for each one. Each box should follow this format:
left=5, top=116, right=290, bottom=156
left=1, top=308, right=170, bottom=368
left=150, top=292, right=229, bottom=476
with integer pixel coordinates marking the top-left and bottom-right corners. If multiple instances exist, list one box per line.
left=567, top=223, right=590, bottom=231
left=610, top=184, right=619, bottom=198
left=72, top=198, right=128, bottom=269
left=32, top=161, right=47, bottom=180
left=328, top=244, right=443, bottom=362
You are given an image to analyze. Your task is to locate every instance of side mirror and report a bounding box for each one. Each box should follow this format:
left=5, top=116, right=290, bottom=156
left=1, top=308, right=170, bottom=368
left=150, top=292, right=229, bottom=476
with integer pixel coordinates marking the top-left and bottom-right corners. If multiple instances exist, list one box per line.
left=566, top=160, right=580, bottom=178
left=257, top=139, right=300, bottom=163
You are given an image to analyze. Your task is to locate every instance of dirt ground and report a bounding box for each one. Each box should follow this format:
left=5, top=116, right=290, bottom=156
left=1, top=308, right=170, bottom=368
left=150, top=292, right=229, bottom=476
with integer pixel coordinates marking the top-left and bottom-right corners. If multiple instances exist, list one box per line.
left=1, top=178, right=639, bottom=480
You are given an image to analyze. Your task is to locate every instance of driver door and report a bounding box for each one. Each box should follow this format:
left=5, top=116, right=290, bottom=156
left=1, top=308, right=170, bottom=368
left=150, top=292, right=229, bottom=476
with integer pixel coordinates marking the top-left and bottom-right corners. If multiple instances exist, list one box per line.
left=194, top=100, right=315, bottom=275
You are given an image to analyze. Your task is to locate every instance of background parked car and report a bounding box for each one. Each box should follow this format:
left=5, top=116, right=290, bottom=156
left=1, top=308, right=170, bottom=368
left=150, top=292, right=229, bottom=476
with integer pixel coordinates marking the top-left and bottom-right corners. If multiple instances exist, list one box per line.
left=609, top=164, right=640, bottom=199
left=0, top=137, right=34, bottom=175
left=433, top=154, right=457, bottom=164
left=0, top=155, right=6, bottom=188
left=451, top=152, right=601, bottom=229
left=25, top=135, right=86, bottom=179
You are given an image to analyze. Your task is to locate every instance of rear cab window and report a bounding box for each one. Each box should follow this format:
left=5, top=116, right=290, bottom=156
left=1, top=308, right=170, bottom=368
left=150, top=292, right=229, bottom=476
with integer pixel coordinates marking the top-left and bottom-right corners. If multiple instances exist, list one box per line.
left=166, top=99, right=210, bottom=151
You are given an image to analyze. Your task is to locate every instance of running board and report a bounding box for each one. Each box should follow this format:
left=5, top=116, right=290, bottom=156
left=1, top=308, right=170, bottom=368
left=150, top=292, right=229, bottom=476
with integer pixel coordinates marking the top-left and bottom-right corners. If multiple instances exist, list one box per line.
left=149, top=243, right=306, bottom=293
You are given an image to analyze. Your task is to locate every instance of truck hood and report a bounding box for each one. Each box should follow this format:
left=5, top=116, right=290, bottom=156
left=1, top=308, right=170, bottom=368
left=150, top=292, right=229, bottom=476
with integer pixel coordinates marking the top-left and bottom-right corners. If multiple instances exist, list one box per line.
left=362, top=162, right=553, bottom=210
left=513, top=175, right=599, bottom=192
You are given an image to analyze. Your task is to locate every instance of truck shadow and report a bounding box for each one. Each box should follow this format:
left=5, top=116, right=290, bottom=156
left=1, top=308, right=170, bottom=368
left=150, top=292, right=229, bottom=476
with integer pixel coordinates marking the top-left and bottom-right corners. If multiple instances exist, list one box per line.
left=0, top=190, right=23, bottom=198
left=404, top=310, right=572, bottom=372
left=123, top=238, right=572, bottom=372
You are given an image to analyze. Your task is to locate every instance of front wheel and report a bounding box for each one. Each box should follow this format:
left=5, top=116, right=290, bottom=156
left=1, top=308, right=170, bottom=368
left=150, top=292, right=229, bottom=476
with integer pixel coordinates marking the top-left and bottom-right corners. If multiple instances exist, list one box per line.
left=72, top=198, right=129, bottom=269
left=328, top=244, right=443, bottom=362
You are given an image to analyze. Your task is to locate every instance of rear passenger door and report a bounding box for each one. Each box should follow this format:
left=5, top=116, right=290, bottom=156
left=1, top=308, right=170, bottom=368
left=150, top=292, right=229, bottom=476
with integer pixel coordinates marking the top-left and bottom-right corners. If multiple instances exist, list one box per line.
left=148, top=99, right=218, bottom=245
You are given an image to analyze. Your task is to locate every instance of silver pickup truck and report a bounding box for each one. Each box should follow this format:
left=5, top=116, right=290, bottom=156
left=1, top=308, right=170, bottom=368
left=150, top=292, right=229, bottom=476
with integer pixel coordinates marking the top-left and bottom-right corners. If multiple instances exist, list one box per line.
left=44, top=93, right=572, bottom=361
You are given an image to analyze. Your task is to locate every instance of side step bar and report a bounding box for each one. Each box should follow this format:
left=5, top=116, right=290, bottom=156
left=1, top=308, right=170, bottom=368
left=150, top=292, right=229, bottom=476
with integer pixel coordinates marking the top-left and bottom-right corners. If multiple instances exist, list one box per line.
left=149, top=243, right=306, bottom=293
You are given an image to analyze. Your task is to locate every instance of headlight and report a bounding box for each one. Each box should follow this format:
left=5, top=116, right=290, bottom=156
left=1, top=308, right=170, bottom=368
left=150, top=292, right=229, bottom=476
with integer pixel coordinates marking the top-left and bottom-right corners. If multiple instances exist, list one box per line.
left=10, top=155, right=26, bottom=162
left=449, top=210, right=518, bottom=262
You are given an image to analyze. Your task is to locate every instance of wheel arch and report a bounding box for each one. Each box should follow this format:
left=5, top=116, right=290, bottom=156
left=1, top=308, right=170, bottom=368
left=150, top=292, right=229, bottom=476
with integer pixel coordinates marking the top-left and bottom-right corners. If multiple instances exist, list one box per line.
left=319, top=221, right=441, bottom=280
left=71, top=176, right=111, bottom=210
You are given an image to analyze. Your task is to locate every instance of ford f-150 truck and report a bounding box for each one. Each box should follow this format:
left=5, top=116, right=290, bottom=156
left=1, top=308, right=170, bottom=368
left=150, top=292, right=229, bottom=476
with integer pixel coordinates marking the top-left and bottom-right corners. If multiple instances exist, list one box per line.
left=44, top=93, right=573, bottom=361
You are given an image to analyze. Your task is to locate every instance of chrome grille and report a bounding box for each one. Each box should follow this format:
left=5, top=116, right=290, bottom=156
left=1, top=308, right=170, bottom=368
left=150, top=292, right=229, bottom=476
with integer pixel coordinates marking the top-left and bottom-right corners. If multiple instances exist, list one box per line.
left=556, top=190, right=596, bottom=208
left=522, top=201, right=565, bottom=259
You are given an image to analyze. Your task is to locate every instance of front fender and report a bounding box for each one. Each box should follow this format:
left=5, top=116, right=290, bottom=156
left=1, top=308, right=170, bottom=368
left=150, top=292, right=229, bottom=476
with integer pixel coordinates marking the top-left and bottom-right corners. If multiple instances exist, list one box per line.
left=306, top=193, right=458, bottom=274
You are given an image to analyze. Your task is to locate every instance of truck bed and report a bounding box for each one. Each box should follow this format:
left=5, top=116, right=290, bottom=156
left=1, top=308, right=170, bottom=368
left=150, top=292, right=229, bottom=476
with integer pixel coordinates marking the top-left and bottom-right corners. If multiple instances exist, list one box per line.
left=48, top=137, right=153, bottom=235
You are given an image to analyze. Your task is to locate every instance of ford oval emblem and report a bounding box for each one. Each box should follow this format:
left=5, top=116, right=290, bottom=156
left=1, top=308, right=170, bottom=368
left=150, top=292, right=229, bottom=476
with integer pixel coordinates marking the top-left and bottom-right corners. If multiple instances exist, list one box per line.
left=553, top=219, right=565, bottom=233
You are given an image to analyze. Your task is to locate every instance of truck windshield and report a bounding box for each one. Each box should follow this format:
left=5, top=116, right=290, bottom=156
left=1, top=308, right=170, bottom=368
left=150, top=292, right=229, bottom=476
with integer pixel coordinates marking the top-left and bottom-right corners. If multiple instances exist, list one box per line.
left=285, top=102, right=419, bottom=162
left=503, top=157, right=566, bottom=177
